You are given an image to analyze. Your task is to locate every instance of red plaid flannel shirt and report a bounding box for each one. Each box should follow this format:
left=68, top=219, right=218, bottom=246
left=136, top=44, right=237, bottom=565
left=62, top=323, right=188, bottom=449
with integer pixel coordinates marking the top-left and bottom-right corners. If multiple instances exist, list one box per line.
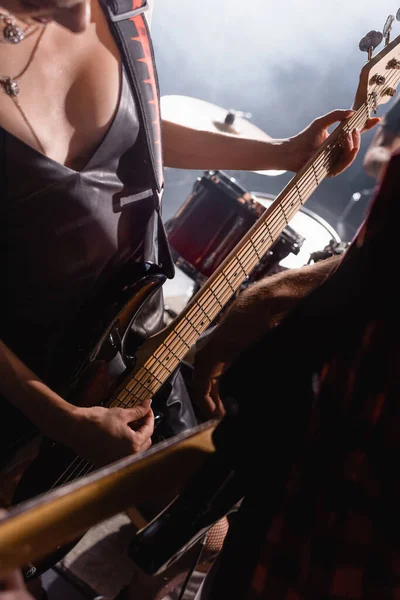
left=246, top=153, right=400, bottom=600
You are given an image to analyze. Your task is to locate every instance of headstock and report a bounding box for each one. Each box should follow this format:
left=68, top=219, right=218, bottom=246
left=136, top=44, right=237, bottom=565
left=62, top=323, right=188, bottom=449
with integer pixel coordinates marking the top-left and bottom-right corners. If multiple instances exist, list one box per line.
left=353, top=26, right=400, bottom=112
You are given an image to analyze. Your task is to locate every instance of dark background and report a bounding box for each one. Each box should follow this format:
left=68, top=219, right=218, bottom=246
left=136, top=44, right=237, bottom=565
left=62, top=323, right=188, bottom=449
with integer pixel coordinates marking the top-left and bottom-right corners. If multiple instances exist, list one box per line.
left=151, top=0, right=398, bottom=244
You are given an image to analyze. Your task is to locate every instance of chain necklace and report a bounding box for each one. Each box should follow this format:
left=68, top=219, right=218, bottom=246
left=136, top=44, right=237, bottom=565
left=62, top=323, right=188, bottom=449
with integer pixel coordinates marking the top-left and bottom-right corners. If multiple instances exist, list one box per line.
left=0, top=25, right=47, bottom=153
left=0, top=12, right=37, bottom=43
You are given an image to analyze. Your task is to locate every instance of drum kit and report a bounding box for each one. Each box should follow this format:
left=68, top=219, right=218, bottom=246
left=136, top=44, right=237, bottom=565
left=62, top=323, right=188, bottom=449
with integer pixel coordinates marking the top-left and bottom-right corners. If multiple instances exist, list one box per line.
left=160, top=95, right=347, bottom=319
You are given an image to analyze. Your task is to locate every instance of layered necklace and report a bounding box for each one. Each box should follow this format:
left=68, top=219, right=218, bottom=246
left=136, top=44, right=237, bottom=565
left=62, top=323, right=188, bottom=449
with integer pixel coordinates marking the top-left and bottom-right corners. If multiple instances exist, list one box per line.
left=0, top=21, right=48, bottom=152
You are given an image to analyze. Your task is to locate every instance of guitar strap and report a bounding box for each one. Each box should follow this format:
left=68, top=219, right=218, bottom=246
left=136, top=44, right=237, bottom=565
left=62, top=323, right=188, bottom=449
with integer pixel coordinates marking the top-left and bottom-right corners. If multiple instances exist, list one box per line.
left=0, top=2, right=173, bottom=280
left=102, top=0, right=163, bottom=192
left=101, top=0, right=175, bottom=278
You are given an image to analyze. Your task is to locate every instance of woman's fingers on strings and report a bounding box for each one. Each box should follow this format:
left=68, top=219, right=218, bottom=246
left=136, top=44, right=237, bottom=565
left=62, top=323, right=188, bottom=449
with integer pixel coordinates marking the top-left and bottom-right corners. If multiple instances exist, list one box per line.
left=329, top=128, right=361, bottom=176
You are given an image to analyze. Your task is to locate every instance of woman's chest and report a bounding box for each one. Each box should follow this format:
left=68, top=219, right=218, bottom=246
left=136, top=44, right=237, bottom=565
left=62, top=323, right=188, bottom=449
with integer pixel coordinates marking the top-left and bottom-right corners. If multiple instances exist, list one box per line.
left=0, top=1, right=122, bottom=170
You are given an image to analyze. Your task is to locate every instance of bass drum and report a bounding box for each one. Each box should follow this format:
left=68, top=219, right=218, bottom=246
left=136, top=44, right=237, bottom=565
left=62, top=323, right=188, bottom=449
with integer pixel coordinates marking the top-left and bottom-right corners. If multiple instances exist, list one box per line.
left=251, top=192, right=342, bottom=270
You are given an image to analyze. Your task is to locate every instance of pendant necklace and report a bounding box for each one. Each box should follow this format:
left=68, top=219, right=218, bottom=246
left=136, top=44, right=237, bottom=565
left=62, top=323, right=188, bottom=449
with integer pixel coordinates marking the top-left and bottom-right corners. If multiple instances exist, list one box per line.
left=0, top=25, right=48, bottom=153
left=0, top=12, right=37, bottom=43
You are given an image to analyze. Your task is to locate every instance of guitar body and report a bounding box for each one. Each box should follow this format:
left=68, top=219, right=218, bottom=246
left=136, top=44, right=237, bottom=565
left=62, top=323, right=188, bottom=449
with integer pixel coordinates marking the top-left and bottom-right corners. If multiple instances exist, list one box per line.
left=0, top=262, right=168, bottom=579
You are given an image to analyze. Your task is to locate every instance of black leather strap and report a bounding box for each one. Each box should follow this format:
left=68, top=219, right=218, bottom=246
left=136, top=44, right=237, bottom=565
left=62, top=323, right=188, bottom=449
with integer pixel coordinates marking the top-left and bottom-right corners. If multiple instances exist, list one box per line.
left=102, top=0, right=164, bottom=193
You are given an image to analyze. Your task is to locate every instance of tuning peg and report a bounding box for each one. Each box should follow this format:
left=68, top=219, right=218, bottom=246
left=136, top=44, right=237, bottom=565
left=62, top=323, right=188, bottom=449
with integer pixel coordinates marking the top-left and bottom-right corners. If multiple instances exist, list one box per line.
left=383, top=14, right=395, bottom=44
left=359, top=30, right=384, bottom=60
left=396, top=8, right=400, bottom=20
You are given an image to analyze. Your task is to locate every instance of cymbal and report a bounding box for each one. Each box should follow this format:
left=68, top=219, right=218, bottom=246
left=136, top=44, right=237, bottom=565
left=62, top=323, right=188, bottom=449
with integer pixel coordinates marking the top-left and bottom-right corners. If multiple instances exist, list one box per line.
left=160, top=95, right=286, bottom=176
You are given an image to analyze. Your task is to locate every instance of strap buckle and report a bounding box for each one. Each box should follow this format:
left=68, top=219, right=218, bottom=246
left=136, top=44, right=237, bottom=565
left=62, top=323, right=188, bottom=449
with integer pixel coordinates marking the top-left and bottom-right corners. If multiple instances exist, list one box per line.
left=109, top=0, right=148, bottom=22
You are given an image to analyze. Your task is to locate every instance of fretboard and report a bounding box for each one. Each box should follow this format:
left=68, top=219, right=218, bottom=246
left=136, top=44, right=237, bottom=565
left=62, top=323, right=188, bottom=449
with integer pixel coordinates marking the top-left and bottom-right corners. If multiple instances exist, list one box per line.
left=111, top=98, right=375, bottom=410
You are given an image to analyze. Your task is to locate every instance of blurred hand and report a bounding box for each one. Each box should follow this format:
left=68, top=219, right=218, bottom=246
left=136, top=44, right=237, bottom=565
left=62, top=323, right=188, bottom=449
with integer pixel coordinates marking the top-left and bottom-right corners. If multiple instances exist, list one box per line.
left=68, top=399, right=154, bottom=466
left=191, top=357, right=227, bottom=422
left=190, top=258, right=342, bottom=422
left=284, top=109, right=381, bottom=175
left=0, top=510, right=31, bottom=600
left=0, top=569, right=33, bottom=600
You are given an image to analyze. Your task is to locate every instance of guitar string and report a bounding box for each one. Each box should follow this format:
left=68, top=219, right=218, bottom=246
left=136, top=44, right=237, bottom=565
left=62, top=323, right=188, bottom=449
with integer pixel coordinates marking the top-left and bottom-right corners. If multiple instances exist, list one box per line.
left=114, top=84, right=397, bottom=409
left=51, top=455, right=88, bottom=488
left=116, top=153, right=343, bottom=394
left=51, top=70, right=399, bottom=489
left=51, top=117, right=352, bottom=486
left=112, top=96, right=378, bottom=402
left=50, top=101, right=377, bottom=489
left=110, top=111, right=373, bottom=409
left=49, top=100, right=382, bottom=488
left=117, top=100, right=378, bottom=386
left=125, top=72, right=400, bottom=395
left=116, top=71, right=400, bottom=401
left=69, top=461, right=94, bottom=481
left=51, top=460, right=95, bottom=489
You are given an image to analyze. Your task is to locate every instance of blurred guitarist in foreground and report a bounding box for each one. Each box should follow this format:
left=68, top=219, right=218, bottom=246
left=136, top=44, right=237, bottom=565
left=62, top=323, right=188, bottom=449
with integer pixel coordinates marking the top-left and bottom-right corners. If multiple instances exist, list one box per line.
left=0, top=0, right=381, bottom=596
left=363, top=95, right=400, bottom=181
left=0, top=137, right=397, bottom=600
left=188, top=148, right=400, bottom=599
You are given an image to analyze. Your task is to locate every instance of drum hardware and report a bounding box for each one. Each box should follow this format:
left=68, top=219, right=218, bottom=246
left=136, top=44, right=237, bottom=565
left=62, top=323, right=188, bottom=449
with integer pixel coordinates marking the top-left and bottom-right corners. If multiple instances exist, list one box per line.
left=336, top=187, right=374, bottom=240
left=308, top=240, right=350, bottom=264
left=165, top=171, right=305, bottom=293
left=224, top=109, right=252, bottom=126
left=165, top=172, right=342, bottom=318
left=160, top=95, right=269, bottom=140
left=170, top=226, right=303, bottom=294
left=172, top=252, right=205, bottom=290
left=243, top=225, right=304, bottom=286
left=160, top=94, right=287, bottom=177
left=250, top=192, right=342, bottom=271
left=162, top=265, right=196, bottom=322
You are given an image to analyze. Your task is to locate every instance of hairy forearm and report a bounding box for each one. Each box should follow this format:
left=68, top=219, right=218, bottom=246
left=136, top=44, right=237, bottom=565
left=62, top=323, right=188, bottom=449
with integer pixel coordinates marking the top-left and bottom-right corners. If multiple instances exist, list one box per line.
left=205, top=256, right=341, bottom=364
left=0, top=340, right=78, bottom=442
left=162, top=121, right=290, bottom=171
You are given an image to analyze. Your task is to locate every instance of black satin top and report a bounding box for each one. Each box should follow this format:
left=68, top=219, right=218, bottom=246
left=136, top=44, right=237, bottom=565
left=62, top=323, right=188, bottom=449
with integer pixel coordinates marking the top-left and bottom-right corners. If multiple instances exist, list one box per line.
left=2, top=68, right=171, bottom=385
